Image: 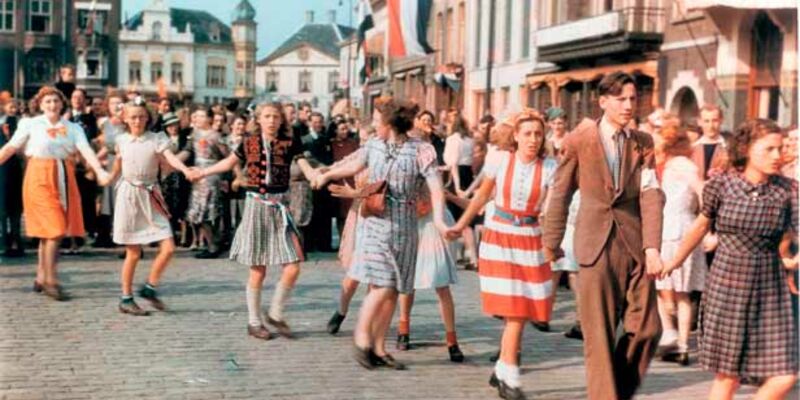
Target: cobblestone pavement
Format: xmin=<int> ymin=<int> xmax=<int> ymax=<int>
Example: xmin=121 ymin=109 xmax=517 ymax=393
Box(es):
xmin=0 ymin=250 xmax=796 ymax=400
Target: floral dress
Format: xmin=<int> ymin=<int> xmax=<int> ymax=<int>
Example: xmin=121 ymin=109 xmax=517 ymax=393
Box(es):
xmin=186 ymin=130 xmax=227 ymax=224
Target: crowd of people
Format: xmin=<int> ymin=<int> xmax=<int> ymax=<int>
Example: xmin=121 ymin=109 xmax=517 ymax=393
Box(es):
xmin=0 ymin=66 xmax=798 ymax=400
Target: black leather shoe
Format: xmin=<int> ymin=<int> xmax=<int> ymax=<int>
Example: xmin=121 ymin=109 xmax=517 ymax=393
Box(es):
xmin=119 ymin=299 xmax=149 ymax=316
xmin=139 ymin=285 xmax=166 ymax=311
xmin=44 ymin=284 xmax=70 ymax=301
xmin=195 ymin=249 xmax=221 ymax=259
xmin=33 ymin=281 xmax=44 ymax=293
xmin=448 ymin=344 xmax=465 ymax=363
xmin=396 ymin=334 xmax=410 ymax=351
xmin=489 ymin=372 xmax=500 ymax=388
xmin=266 ymin=316 xmax=294 ymax=338
xmin=531 ymin=321 xmax=550 ymax=332
xmin=247 ymin=325 xmax=272 ymax=340
xmin=327 ymin=311 xmax=346 ymax=335
xmin=564 ymin=324 xmax=583 ymax=340
xmin=353 ymin=346 xmax=377 ymax=370
xmin=498 ymin=380 xmax=527 ymax=400
xmin=375 ymin=353 xmax=406 ymax=370
xmin=661 ymin=351 xmax=690 ymax=366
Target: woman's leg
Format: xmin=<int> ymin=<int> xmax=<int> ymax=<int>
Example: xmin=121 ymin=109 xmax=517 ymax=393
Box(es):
xmin=42 ymin=238 xmax=62 ymax=286
xmin=657 ymin=289 xmax=677 ymax=348
xmin=708 ymin=374 xmax=739 ymax=400
xmin=397 ymin=290 xmax=414 ymax=345
xmin=121 ymin=245 xmax=142 ymax=296
xmin=496 ymin=317 xmax=526 ymax=389
xmin=246 ymin=265 xmax=267 ymax=327
xmin=354 ymin=286 xmax=394 ymax=349
xmin=435 ymin=286 xmax=457 ymax=339
xmin=147 ymin=238 xmax=175 ymax=287
xmin=462 ymin=227 xmax=478 ymax=266
xmin=674 ymin=292 xmax=693 ymax=354
xmin=36 ymin=240 xmax=45 ymax=284
xmin=754 ymin=374 xmax=797 ymax=400
xmin=551 ymin=271 xmax=563 ymax=303
xmin=372 ymin=288 xmax=398 ymax=356
xmin=338 ymin=277 xmax=360 ymax=315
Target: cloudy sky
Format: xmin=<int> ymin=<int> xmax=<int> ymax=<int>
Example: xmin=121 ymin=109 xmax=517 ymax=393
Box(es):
xmin=122 ymin=0 xmax=356 ymax=59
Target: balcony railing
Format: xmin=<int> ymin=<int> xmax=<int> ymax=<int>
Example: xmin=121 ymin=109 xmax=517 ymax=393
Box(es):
xmin=536 ymin=7 xmax=665 ymax=49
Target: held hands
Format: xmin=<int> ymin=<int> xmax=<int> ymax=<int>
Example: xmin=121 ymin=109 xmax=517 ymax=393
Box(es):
xmin=184 ymin=167 xmax=205 ymax=182
xmin=311 ymin=173 xmax=330 ymax=190
xmin=328 ymin=182 xmax=360 ymax=199
xmin=444 ymin=223 xmax=465 ymax=241
xmin=96 ymin=170 xmax=112 ymax=187
xmin=644 ymin=248 xmax=665 ymax=279
xmin=543 ymin=247 xmax=565 ymax=263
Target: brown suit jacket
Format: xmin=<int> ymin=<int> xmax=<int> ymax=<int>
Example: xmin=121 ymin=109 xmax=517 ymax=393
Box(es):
xmin=690 ymin=141 xmax=727 ymax=180
xmin=543 ymin=118 xmax=665 ymax=266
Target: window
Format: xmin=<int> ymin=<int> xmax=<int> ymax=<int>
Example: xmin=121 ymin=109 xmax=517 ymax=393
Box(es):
xmin=521 ymin=0 xmax=531 ymax=58
xmin=503 ymin=0 xmax=512 ymax=62
xmin=171 ymin=62 xmax=183 ymax=84
xmin=27 ymin=0 xmax=51 ymax=33
xmin=152 ymin=21 xmax=162 ymax=40
xmin=457 ymin=3 xmax=465 ymax=62
xmin=328 ymin=71 xmax=339 ymax=93
xmin=85 ymin=51 xmax=101 ymax=78
xmin=209 ymin=24 xmax=220 ymax=42
xmin=446 ymin=8 xmax=454 ymax=62
xmin=26 ymin=56 xmax=52 ymax=83
xmin=265 ymin=70 xmax=279 ymax=92
xmin=207 ymin=65 xmax=226 ymax=88
xmin=298 ymin=70 xmax=311 ymax=93
xmin=78 ymin=10 xmax=107 ymax=35
xmin=0 ymin=0 xmax=14 ymax=31
xmin=151 ymin=62 xmax=163 ymax=83
xmin=474 ymin=0 xmax=482 ymax=67
xmin=129 ymin=61 xmax=142 ymax=83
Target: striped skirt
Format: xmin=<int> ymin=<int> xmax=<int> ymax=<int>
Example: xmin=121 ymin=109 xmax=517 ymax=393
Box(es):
xmin=478 ymin=214 xmax=553 ymax=322
xmin=22 ymin=158 xmax=84 ymax=239
xmin=229 ymin=192 xmax=305 ymax=267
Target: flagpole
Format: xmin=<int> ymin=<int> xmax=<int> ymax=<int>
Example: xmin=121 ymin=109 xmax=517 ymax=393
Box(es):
xmin=485 ymin=0 xmax=496 ymax=115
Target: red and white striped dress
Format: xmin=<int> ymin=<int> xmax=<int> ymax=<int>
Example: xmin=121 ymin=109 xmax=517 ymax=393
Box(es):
xmin=478 ymin=151 xmax=557 ymax=322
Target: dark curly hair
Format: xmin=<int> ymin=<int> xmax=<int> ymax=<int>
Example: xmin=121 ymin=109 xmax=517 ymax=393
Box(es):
xmin=374 ymin=97 xmax=419 ymax=135
xmin=728 ymin=118 xmax=781 ymax=171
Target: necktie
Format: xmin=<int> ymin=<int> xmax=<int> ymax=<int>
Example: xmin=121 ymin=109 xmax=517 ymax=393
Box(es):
xmin=613 ymin=130 xmax=625 ymax=189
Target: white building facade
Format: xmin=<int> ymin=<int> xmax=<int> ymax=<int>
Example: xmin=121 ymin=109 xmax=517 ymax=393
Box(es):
xmin=255 ymin=11 xmax=354 ymax=114
xmin=118 ymin=0 xmax=255 ymax=104
xmin=464 ymin=0 xmax=538 ymax=122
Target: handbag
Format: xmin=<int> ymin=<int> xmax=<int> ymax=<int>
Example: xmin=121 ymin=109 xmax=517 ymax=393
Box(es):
xmin=360 ymin=153 xmax=397 ymax=218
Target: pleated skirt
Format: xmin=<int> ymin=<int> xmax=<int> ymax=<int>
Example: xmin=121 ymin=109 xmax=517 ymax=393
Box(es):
xmin=229 ymin=193 xmax=305 ymax=267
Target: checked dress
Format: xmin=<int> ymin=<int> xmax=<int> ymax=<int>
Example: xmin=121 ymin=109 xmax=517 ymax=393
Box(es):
xmin=699 ymin=173 xmax=798 ymax=382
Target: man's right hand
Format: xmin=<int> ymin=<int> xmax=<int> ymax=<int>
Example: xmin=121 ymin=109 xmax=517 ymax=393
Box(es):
xmin=543 ymin=247 xmax=564 ymax=263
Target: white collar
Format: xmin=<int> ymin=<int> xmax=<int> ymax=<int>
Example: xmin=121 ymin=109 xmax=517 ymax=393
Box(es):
xmin=694 ymin=135 xmax=725 ymax=146
xmin=599 ymin=116 xmax=630 ymax=139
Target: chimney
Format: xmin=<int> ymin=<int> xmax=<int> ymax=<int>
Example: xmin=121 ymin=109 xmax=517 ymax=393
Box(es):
xmin=305 ymin=10 xmax=314 ymax=24
xmin=327 ymin=10 xmax=336 ymax=23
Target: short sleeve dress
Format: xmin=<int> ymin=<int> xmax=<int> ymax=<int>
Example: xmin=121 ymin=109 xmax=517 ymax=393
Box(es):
xmin=112 ymin=132 xmax=174 ymax=245
xmin=699 ymin=173 xmax=798 ymax=382
xmin=186 ymin=130 xmax=227 ymax=224
xmin=348 ymin=137 xmax=438 ymax=293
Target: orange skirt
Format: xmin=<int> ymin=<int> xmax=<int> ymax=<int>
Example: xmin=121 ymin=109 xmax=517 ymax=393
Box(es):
xmin=22 ymin=158 xmax=85 ymax=239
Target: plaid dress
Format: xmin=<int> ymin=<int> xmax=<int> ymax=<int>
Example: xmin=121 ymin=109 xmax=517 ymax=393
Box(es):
xmin=700 ymin=173 xmax=798 ymax=381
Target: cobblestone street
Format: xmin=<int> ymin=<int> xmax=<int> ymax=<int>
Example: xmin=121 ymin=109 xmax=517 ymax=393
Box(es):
xmin=0 ymin=250 xmax=794 ymax=399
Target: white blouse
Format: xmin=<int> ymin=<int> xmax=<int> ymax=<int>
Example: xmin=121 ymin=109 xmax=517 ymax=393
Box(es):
xmin=443 ymin=133 xmax=474 ymax=167
xmin=8 ymin=115 xmax=94 ymax=160
xmin=483 ymin=151 xmax=558 ymax=213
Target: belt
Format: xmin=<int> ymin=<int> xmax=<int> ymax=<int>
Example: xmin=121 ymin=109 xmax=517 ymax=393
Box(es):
xmin=493 ymin=207 xmax=538 ymax=226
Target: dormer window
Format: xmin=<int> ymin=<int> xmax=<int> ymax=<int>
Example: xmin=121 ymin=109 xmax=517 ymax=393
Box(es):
xmin=210 ymin=23 xmax=220 ymax=42
xmin=151 ymin=21 xmax=162 ymax=40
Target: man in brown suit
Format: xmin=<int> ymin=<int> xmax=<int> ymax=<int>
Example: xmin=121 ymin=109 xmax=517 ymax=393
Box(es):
xmin=691 ymin=104 xmax=728 ymax=180
xmin=543 ymin=72 xmax=666 ymax=400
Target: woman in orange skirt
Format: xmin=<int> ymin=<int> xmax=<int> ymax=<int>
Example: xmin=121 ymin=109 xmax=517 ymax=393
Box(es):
xmin=0 ymin=86 xmax=110 ymax=300
xmin=447 ymin=110 xmax=556 ymax=400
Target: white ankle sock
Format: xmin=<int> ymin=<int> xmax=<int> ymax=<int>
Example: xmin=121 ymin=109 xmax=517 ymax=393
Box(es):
xmin=245 ymin=286 xmax=262 ymax=327
xmin=505 ymin=363 xmax=521 ymax=388
xmin=268 ymin=283 xmax=292 ymax=321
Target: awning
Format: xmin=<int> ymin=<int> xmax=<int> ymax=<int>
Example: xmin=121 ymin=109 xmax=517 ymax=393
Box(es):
xmin=526 ymin=60 xmax=658 ymax=89
xmin=526 ymin=60 xmax=660 ymax=107
xmin=684 ymin=0 xmax=796 ymax=9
